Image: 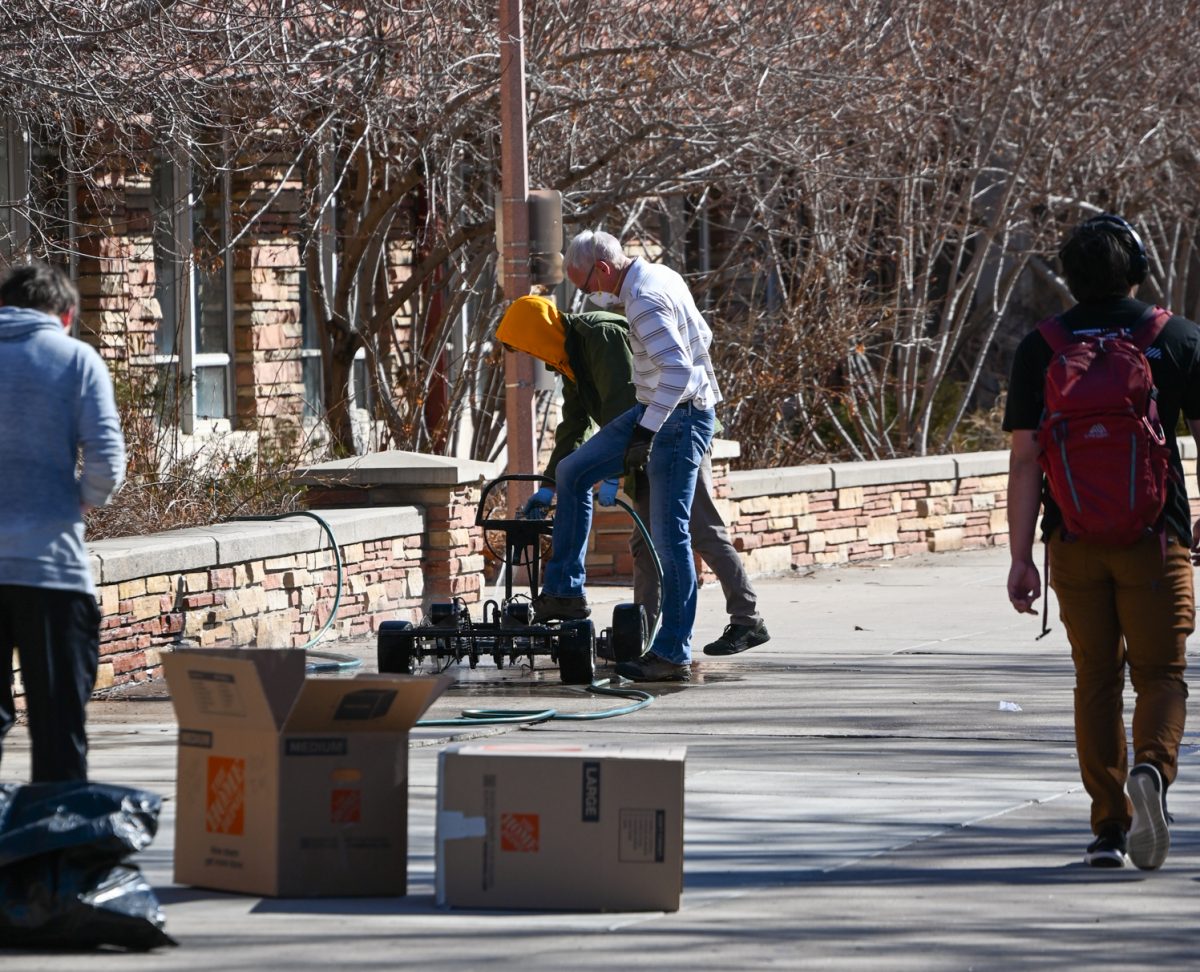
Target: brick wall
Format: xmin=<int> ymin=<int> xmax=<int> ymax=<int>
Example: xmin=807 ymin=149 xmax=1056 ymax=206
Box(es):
xmin=66 ymin=506 xmax=429 ymax=696
xmin=590 ymin=441 xmax=1197 ymax=583
xmin=34 ymin=443 xmax=1195 ymax=702
xmin=234 ymin=239 xmax=306 ymax=427
xmin=725 ymin=455 xmax=1011 ymax=573
xmin=584 ymin=445 xmax=1012 ymax=582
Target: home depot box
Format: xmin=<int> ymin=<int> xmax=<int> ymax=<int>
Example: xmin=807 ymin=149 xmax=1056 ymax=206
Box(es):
xmin=163 ymin=649 xmax=450 ymax=897
xmin=436 ymin=742 xmax=685 ymax=911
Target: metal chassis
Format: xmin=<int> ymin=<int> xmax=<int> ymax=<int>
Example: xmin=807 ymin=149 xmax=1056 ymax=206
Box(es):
xmin=378 ymin=475 xmax=621 ymax=683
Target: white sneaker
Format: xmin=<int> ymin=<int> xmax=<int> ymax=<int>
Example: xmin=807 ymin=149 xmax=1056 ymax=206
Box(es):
xmin=1127 ymin=763 xmax=1170 ymax=870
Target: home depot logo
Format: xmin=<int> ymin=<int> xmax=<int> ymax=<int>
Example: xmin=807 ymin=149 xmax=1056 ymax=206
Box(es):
xmin=330 ymin=788 xmax=362 ymax=824
xmin=330 ymin=768 xmax=363 ymax=824
xmin=1085 ymin=423 xmax=1109 ymax=439
xmin=500 ymin=813 xmax=539 ymax=852
xmin=206 ymin=756 xmax=246 ymax=835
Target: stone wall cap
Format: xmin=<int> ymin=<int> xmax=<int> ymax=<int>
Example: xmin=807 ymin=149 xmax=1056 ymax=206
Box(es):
xmin=711 ymin=438 xmax=741 ymax=461
xmin=293 ymin=450 xmax=500 ymax=488
xmin=830 ymin=455 xmax=958 ymax=487
xmin=730 ymin=465 xmax=834 ymax=497
xmin=90 ymin=507 xmax=424 ymax=581
xmin=297 ymin=506 xmax=425 ymax=545
xmin=728 ymin=451 xmax=1000 ymax=497
xmin=91 ymin=530 xmax=218 ymax=585
xmin=953 ymin=450 xmax=1009 ymax=478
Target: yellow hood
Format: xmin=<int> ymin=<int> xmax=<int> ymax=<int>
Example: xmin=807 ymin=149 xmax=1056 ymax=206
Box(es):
xmin=496 ymin=296 xmax=575 ymax=383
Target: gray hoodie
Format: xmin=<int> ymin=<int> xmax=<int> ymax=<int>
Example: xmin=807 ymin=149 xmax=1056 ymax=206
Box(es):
xmin=0 ymin=306 xmax=125 ymax=594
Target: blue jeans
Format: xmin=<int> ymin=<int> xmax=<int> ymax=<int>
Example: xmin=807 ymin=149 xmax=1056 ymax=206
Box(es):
xmin=543 ymin=401 xmax=716 ymax=664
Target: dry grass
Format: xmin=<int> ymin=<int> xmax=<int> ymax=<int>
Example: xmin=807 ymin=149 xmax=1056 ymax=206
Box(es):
xmin=85 ymin=369 xmax=327 ymax=541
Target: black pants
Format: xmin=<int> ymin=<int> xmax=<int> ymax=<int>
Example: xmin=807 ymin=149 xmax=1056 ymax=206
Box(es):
xmin=0 ymin=585 xmax=100 ymax=782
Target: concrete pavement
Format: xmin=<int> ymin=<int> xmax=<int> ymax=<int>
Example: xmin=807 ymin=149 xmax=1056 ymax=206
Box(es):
xmin=4 ymin=544 xmax=1199 ymax=970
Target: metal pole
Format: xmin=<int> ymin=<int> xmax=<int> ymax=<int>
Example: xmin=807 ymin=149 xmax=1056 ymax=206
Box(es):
xmin=499 ymin=0 xmax=536 ymax=514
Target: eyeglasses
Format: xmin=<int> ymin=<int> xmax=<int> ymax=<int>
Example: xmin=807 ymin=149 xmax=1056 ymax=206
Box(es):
xmin=581 ymin=263 xmax=597 ymax=294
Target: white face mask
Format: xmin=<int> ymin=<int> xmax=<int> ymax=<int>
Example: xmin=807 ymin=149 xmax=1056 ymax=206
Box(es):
xmin=586 ymin=291 xmax=622 ymax=310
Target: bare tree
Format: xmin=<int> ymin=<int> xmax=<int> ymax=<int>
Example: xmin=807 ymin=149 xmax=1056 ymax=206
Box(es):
xmin=4 ymin=0 xmax=1200 ymax=469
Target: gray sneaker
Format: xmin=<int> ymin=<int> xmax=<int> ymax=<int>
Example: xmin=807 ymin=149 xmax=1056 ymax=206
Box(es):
xmin=1128 ymin=763 xmax=1170 ymax=870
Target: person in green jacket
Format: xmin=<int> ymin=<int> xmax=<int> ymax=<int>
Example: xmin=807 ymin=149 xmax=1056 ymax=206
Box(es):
xmin=496 ymin=295 xmax=769 ymax=657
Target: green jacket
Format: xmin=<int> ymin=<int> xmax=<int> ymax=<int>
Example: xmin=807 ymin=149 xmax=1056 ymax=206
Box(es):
xmin=544 ymin=311 xmax=638 ymax=485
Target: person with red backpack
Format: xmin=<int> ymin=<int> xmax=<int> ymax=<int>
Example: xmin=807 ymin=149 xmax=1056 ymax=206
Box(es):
xmin=1005 ymin=213 xmax=1200 ymax=869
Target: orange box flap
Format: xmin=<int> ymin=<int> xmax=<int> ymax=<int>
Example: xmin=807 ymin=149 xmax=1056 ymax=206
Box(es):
xmin=282 ymin=672 xmax=452 ymax=733
xmin=163 ymin=649 xmax=307 ymax=731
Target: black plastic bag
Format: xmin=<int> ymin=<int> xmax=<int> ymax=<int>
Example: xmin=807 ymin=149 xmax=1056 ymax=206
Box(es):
xmin=0 ymin=782 xmax=175 ymax=951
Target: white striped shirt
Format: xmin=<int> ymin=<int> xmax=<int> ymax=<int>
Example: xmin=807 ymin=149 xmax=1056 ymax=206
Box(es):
xmin=619 ymin=258 xmax=722 ymax=432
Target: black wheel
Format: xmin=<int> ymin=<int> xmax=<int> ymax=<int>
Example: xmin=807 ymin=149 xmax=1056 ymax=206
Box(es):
xmin=504 ymin=602 xmax=532 ymax=625
xmin=378 ymin=620 xmax=416 ymax=674
xmin=557 ymin=619 xmax=596 ymax=685
xmin=610 ymin=603 xmax=647 ymax=663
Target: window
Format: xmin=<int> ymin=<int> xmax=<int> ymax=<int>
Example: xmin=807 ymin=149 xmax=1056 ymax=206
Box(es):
xmin=351 ymin=348 xmax=372 ymax=413
xmin=28 ymin=139 xmax=78 ymax=281
xmin=151 ymin=149 xmax=233 ymax=430
xmin=191 ymin=168 xmax=233 ymax=420
xmin=297 ymin=149 xmax=337 ymax=422
xmin=297 ymin=269 xmax=324 ymax=420
xmin=0 ymin=119 xmax=30 ymax=265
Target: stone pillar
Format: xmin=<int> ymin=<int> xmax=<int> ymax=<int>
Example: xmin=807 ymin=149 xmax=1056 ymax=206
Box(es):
xmin=296 ymin=452 xmax=499 ymax=609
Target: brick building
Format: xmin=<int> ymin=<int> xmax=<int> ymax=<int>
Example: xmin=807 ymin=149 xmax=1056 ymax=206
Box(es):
xmin=0 ymin=119 xmax=404 ymax=453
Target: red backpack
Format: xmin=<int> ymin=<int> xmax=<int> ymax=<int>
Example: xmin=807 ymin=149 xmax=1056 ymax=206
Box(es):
xmin=1036 ymin=307 xmax=1172 ymax=545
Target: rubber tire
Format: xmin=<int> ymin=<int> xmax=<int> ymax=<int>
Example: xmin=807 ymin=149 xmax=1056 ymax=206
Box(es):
xmin=504 ymin=602 xmax=532 ymax=625
xmin=378 ymin=620 xmax=416 ymax=674
xmin=557 ymin=619 xmax=596 ymax=685
xmin=610 ymin=603 xmax=647 ymax=663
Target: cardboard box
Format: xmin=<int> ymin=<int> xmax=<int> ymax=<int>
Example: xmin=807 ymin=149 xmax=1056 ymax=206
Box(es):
xmin=436 ymin=742 xmax=685 ymax=911
xmin=163 ymin=649 xmax=449 ymax=897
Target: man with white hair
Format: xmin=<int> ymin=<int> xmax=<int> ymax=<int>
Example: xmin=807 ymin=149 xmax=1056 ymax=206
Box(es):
xmin=529 ymin=229 xmax=721 ymax=681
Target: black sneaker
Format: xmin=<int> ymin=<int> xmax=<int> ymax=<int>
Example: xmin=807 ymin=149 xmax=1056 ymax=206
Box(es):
xmin=615 ymin=652 xmax=690 ymax=682
xmin=530 ymin=593 xmax=590 ymax=623
xmin=703 ymin=619 xmax=771 ymax=656
xmin=1128 ymin=763 xmax=1170 ymax=870
xmin=1084 ymin=825 xmax=1128 ymax=868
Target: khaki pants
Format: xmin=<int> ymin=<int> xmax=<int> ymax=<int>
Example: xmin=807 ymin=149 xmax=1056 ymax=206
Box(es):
xmin=1050 ymin=532 xmax=1193 ymax=833
xmin=630 ymin=451 xmax=759 ymax=632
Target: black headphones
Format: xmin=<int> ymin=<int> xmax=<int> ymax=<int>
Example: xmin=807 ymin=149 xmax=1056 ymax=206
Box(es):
xmin=1082 ymin=213 xmax=1148 ymax=283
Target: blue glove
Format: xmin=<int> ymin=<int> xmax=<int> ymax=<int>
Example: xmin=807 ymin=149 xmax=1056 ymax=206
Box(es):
xmin=597 ymin=478 xmax=620 ymax=507
xmin=522 ymin=486 xmax=555 ymax=519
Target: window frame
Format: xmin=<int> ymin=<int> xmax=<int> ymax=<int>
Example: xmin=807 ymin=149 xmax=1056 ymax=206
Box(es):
xmin=151 ymin=147 xmax=235 ymax=433
xmin=0 ymin=118 xmax=31 ymax=265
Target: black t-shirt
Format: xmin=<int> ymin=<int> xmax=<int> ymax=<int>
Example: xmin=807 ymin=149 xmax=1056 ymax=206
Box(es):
xmin=1003 ymin=297 xmax=1200 ymax=543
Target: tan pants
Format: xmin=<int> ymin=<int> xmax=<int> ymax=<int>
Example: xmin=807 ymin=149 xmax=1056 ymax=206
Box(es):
xmin=630 ymin=451 xmax=759 ymax=631
xmin=1050 ymin=532 xmax=1193 ymax=833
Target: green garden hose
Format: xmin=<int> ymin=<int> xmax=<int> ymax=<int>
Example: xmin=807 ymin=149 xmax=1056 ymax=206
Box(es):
xmin=229 ymin=510 xmax=357 ymax=668
xmin=415 ymin=679 xmax=654 ymax=727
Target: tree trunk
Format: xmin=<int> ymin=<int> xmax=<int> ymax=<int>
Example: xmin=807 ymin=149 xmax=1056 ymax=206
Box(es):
xmin=323 ymin=337 xmax=358 ymax=457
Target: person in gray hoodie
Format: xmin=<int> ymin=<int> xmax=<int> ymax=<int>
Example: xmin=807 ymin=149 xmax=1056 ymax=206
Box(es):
xmin=0 ymin=261 xmax=125 ymax=781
